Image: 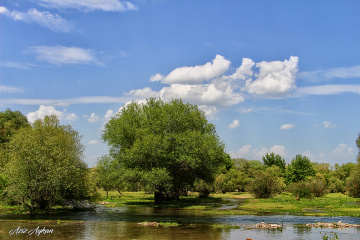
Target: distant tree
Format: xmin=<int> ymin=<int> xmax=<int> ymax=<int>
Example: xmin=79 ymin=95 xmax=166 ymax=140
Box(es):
xmin=246 ymin=167 xmax=285 ymax=198
xmin=5 ymin=115 xmax=90 ymax=210
xmin=346 ymin=163 xmax=360 ymax=197
xmin=285 ymin=154 xmax=316 ymax=184
xmin=357 ymin=133 xmax=360 ymax=162
xmin=0 ymin=109 xmax=30 ymax=144
xmin=102 ymin=98 xmax=229 ymax=203
xmin=94 ymin=155 xmax=115 ymax=198
xmin=262 ymin=152 xmax=286 ymax=170
xmin=233 ymin=158 xmax=265 ymax=178
xmin=214 ymin=169 xmax=247 ymax=194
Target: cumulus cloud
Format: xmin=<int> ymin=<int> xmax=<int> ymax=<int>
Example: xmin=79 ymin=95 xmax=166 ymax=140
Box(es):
xmin=228 ymin=119 xmax=240 ymax=129
xmin=27 ymin=105 xmax=78 ymax=123
xmin=151 ymin=55 xmax=231 ymax=84
xmin=35 ymin=0 xmax=138 ymax=12
xmin=322 ymin=121 xmax=337 ymax=129
xmin=302 ymin=143 xmax=355 ymax=165
xmin=0 ymin=6 xmax=74 ymax=32
xmin=234 ymin=144 xmax=287 ymax=160
xmin=0 ymin=85 xmax=23 ymax=93
xmin=280 ymin=123 xmax=296 ymax=130
xmin=231 ymin=58 xmax=255 ymax=80
xmin=243 ymin=56 xmax=299 ymax=97
xmin=124 ymin=87 xmax=160 ymax=98
xmin=26 ymin=45 xmax=102 ymax=66
xmin=86 ymin=113 xmax=100 ymax=123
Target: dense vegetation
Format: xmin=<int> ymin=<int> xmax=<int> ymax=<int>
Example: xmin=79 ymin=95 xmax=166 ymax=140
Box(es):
xmin=1 ymin=101 xmax=360 ymax=213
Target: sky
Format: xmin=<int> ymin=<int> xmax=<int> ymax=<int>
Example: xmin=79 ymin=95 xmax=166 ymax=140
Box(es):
xmin=1 ymin=0 xmax=360 ymax=167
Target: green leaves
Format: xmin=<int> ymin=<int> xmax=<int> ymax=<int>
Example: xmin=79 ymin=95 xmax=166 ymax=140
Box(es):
xmin=4 ymin=115 xmax=89 ymax=210
xmin=102 ymin=98 xmax=228 ymax=201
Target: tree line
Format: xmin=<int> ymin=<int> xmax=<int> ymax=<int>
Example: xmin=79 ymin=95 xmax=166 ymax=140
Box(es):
xmin=1 ymin=98 xmax=360 ymax=211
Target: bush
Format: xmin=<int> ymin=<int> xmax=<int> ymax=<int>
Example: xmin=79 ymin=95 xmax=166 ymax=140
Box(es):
xmin=288 ymin=181 xmax=313 ymax=199
xmin=246 ymin=169 xmax=285 ymax=198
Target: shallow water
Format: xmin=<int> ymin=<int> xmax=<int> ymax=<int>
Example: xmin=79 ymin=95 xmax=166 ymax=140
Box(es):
xmin=1 ymin=205 xmax=360 ymax=239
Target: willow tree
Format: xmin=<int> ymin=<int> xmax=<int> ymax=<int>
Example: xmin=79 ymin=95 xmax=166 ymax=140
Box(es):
xmin=5 ymin=115 xmax=90 ymax=210
xmin=102 ymin=98 xmax=229 ymax=203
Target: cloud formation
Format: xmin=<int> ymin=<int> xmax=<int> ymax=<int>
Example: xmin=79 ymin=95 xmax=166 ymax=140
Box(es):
xmin=0 ymin=6 xmax=74 ymax=32
xmin=234 ymin=144 xmax=288 ymax=160
xmin=297 ymin=84 xmax=360 ymax=96
xmin=280 ymin=123 xmax=296 ymax=130
xmin=299 ymin=65 xmax=360 ymax=82
xmin=322 ymin=121 xmax=336 ymax=129
xmin=27 ymin=105 xmax=78 ymax=123
xmin=0 ymin=85 xmax=23 ymax=93
xmin=242 ymin=56 xmax=299 ymax=97
xmin=26 ymin=46 xmax=102 ymax=66
xmin=35 ymin=0 xmax=138 ymax=12
xmin=86 ymin=113 xmax=100 ymax=123
xmin=228 ymin=119 xmax=240 ymax=129
xmin=150 ymin=55 xmax=231 ymax=84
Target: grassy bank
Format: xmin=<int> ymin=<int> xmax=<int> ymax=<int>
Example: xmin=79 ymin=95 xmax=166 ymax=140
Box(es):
xmin=99 ymin=191 xmax=360 ymax=217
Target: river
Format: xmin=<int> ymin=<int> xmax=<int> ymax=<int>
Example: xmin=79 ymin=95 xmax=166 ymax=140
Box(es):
xmin=1 ymin=205 xmax=360 ymax=239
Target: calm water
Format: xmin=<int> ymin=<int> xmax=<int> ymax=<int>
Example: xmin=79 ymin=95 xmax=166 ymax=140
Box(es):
xmin=1 ymin=205 xmax=360 ymax=239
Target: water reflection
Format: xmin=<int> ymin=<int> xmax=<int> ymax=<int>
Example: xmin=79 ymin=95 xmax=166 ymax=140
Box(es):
xmin=1 ymin=206 xmax=360 ymax=240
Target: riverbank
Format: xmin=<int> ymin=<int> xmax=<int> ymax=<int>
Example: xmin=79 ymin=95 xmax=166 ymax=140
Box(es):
xmin=98 ymin=191 xmax=360 ymax=217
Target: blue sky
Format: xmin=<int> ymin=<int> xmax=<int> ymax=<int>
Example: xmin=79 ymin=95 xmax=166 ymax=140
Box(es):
xmin=1 ymin=0 xmax=360 ymax=167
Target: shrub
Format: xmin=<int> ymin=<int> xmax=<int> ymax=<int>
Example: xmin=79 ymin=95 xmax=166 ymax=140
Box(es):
xmin=346 ymin=164 xmax=360 ymax=197
xmin=246 ymin=169 xmax=285 ymax=198
xmin=288 ymin=181 xmax=313 ymax=199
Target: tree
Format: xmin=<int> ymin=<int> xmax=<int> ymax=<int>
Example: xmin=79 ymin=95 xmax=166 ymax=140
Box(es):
xmin=214 ymin=169 xmax=247 ymax=194
xmin=5 ymin=115 xmax=90 ymax=210
xmin=285 ymin=154 xmax=316 ymax=184
xmin=262 ymin=152 xmax=286 ymax=170
xmin=0 ymin=109 xmax=30 ymax=191
xmin=357 ymin=133 xmax=360 ymax=162
xmin=102 ymin=98 xmax=229 ymax=203
xmin=346 ymin=163 xmax=360 ymax=197
xmin=246 ymin=167 xmax=285 ymax=198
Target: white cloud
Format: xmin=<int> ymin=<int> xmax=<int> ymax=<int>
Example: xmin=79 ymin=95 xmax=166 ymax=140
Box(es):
xmin=297 ymin=84 xmax=360 ymax=96
xmin=0 ymin=6 xmax=74 ymax=32
xmin=299 ymin=65 xmax=360 ymax=82
xmin=198 ymin=105 xmax=220 ymax=121
xmin=104 ymin=109 xmax=115 ymax=121
xmin=86 ymin=113 xmax=100 ymax=123
xmin=159 ymin=82 xmax=244 ymax=108
xmin=301 ymin=143 xmax=355 ymax=165
xmin=124 ymin=87 xmax=160 ymax=98
xmin=231 ymin=58 xmax=255 ymax=80
xmin=26 ymin=45 xmax=102 ymax=66
xmin=322 ymin=121 xmax=337 ymax=129
xmin=243 ymin=56 xmax=299 ymax=97
xmin=88 ymin=140 xmax=99 ymax=145
xmin=280 ymin=123 xmax=296 ymax=130
xmin=150 ymin=73 xmax=164 ymax=82
xmin=228 ymin=119 xmax=240 ymax=129
xmin=0 ymin=96 xmax=130 ymax=106
xmin=27 ymin=105 xmax=78 ymax=123
xmin=152 ymin=55 xmax=231 ymax=84
xmin=0 ymin=85 xmax=23 ymax=93
xmin=234 ymin=144 xmax=287 ymax=160
xmin=0 ymin=61 xmax=34 ymax=69
xmin=35 ymin=0 xmax=138 ymax=12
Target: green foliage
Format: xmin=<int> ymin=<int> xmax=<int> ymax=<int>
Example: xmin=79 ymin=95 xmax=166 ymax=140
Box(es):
xmin=0 ymin=109 xmax=30 ymax=144
xmin=4 ymin=115 xmax=91 ymax=210
xmin=308 ymin=173 xmax=328 ymax=197
xmin=288 ymin=181 xmax=313 ymax=199
xmin=346 ymin=163 xmax=360 ymax=197
xmin=285 ymin=154 xmax=316 ymax=184
xmin=246 ymin=168 xmax=285 ymax=198
xmin=262 ymin=152 xmax=286 ymax=170
xmin=233 ymin=158 xmax=265 ymax=178
xmin=214 ymin=169 xmax=247 ymax=193
xmin=102 ymin=98 xmax=228 ymax=203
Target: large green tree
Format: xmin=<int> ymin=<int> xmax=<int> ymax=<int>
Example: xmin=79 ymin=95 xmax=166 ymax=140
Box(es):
xmin=102 ymin=98 xmax=229 ymax=203
xmin=262 ymin=152 xmax=286 ymax=170
xmin=5 ymin=115 xmax=90 ymax=210
xmin=285 ymin=154 xmax=316 ymax=184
